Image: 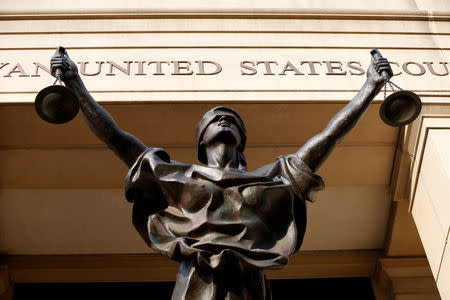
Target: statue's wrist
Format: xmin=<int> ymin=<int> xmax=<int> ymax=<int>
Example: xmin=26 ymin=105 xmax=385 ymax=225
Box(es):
xmin=366 ymin=77 xmax=383 ymax=89
xmin=66 ymin=74 xmax=82 ymax=88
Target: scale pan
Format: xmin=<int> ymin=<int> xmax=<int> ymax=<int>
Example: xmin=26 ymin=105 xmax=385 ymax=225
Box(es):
xmin=35 ymin=85 xmax=79 ymax=124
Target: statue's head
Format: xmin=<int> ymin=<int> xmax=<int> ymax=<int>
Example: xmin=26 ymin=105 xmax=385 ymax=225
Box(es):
xmin=196 ymin=106 xmax=247 ymax=169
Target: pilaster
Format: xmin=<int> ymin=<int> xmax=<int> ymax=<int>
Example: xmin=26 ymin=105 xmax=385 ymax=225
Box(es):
xmin=371 ymin=258 xmax=440 ymax=300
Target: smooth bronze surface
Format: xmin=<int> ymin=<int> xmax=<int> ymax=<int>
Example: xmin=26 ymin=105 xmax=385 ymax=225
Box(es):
xmin=379 ymin=90 xmax=422 ymax=127
xmin=35 ymin=84 xmax=79 ymax=124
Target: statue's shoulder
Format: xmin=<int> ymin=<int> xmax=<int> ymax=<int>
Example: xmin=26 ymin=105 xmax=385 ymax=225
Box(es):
xmin=134 ymin=147 xmax=171 ymax=165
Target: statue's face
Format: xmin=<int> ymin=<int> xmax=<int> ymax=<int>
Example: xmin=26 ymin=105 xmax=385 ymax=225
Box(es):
xmin=202 ymin=114 xmax=242 ymax=149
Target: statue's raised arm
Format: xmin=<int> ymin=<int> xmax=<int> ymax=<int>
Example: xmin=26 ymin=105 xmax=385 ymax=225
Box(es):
xmin=50 ymin=47 xmax=147 ymax=168
xmin=296 ymin=54 xmax=393 ymax=172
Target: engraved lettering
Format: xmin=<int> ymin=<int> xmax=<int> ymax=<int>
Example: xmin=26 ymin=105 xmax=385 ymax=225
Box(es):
xmin=3 ymin=63 xmax=29 ymax=77
xmin=172 ymin=61 xmax=193 ymax=75
xmin=196 ymin=61 xmax=222 ymax=75
xmin=148 ymin=61 xmax=169 ymax=75
xmin=106 ymin=61 xmax=133 ymax=76
xmin=300 ymin=61 xmax=322 ymax=75
xmin=324 ymin=61 xmax=347 ymax=75
xmin=402 ymin=62 xmax=426 ymax=76
xmin=0 ymin=63 xmax=9 ymax=71
xmin=388 ymin=62 xmax=402 ymax=76
xmin=135 ymin=61 xmax=147 ymax=76
xmin=256 ymin=61 xmax=278 ymax=75
xmin=279 ymin=61 xmax=304 ymax=75
xmin=240 ymin=61 xmax=257 ymax=75
xmin=423 ymin=62 xmax=449 ymax=76
xmin=347 ymin=61 xmax=365 ymax=75
xmin=78 ymin=61 xmax=104 ymax=76
xmin=31 ymin=62 xmax=51 ymax=77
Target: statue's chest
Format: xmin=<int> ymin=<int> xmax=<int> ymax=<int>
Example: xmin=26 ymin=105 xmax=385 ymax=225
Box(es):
xmin=160 ymin=172 xmax=293 ymax=221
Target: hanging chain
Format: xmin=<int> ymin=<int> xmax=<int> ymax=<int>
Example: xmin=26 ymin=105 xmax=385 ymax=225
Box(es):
xmin=53 ymin=73 xmax=63 ymax=85
xmin=388 ymin=80 xmax=403 ymax=91
xmin=383 ymin=79 xmax=403 ymax=100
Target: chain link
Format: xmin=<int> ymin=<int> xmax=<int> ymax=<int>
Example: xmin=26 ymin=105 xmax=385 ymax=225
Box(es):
xmin=383 ymin=80 xmax=404 ymax=100
xmin=388 ymin=80 xmax=403 ymax=91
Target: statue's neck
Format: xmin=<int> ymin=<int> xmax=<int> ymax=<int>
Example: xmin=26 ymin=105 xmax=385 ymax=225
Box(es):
xmin=205 ymin=143 xmax=239 ymax=170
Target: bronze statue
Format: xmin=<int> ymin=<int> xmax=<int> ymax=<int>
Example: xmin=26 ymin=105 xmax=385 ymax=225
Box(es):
xmin=49 ymin=48 xmax=393 ymax=299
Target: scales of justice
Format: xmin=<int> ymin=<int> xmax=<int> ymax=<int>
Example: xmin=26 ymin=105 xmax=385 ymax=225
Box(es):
xmin=35 ymin=47 xmax=421 ymax=126
xmin=34 ymin=46 xmax=422 ymax=300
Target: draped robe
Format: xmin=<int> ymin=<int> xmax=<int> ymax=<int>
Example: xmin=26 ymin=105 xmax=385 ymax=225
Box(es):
xmin=125 ymin=147 xmax=324 ymax=300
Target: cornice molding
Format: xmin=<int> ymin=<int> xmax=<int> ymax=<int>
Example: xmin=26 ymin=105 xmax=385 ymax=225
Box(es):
xmin=5 ymin=251 xmax=381 ymax=283
xmin=0 ymin=9 xmax=449 ymax=21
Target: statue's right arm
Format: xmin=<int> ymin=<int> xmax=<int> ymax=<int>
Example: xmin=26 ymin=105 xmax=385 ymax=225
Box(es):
xmin=51 ymin=49 xmax=147 ymax=168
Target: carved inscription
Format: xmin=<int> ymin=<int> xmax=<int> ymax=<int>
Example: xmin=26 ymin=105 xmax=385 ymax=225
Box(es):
xmin=0 ymin=59 xmax=448 ymax=77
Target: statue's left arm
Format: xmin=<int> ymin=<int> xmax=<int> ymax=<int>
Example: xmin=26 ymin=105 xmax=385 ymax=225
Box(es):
xmin=296 ymin=55 xmax=393 ymax=173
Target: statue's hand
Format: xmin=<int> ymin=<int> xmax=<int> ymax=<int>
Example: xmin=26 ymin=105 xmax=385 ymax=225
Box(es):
xmin=367 ymin=57 xmax=393 ymax=85
xmin=50 ymin=46 xmax=79 ymax=84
